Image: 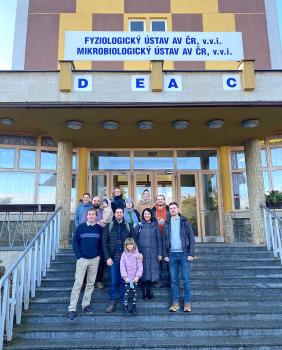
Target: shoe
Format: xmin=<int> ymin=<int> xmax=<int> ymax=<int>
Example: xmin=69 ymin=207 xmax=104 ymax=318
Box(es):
xmin=147 ymin=291 xmax=154 ymax=300
xmin=68 ymin=311 xmax=77 ymax=321
xmin=169 ymin=303 xmax=180 ymax=312
xmin=142 ymin=290 xmax=147 ymax=300
xmin=106 ymin=302 xmax=116 ymax=313
xmin=123 ymin=304 xmax=129 ymax=315
xmin=95 ymin=282 xmax=104 ymax=289
xmin=184 ymin=303 xmax=192 ymax=312
xmin=131 ymin=304 xmax=137 ymax=314
xmin=83 ymin=305 xmax=93 ymax=314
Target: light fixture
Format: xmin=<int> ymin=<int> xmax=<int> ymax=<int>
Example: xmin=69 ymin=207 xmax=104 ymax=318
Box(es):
xmin=137 ymin=120 xmax=154 ymax=130
xmin=65 ymin=120 xmax=83 ymax=129
xmin=0 ymin=118 xmax=14 ymax=126
xmin=171 ymin=120 xmax=189 ymax=129
xmin=241 ymin=119 xmax=260 ymax=128
xmin=207 ymin=119 xmax=224 ymax=129
xmin=101 ymin=120 xmax=119 ymax=130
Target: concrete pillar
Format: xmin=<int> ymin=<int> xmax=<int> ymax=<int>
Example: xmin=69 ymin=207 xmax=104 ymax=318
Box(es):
xmin=244 ymin=139 xmax=265 ymax=244
xmin=219 ymin=146 xmax=234 ymax=242
xmin=56 ymin=140 xmax=73 ymax=247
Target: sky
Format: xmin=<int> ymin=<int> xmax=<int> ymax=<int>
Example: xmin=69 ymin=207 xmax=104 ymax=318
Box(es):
xmin=0 ymin=0 xmax=281 ymax=70
xmin=0 ymin=0 xmax=17 ymax=70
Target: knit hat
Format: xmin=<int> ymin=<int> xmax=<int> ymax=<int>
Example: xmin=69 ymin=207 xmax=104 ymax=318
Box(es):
xmin=102 ymin=197 xmax=108 ymax=205
xmin=125 ymin=197 xmax=134 ymax=207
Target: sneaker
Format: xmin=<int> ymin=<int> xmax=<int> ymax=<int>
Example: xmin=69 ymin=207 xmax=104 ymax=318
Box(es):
xmin=68 ymin=311 xmax=77 ymax=321
xmin=169 ymin=303 xmax=180 ymax=312
xmin=184 ymin=303 xmax=192 ymax=312
xmin=106 ymin=302 xmax=116 ymax=313
xmin=83 ymin=305 xmax=93 ymax=314
xmin=95 ymin=282 xmax=104 ymax=289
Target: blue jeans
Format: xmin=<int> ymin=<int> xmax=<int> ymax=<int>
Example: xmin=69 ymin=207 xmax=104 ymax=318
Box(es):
xmin=109 ymin=260 xmax=125 ymax=303
xmin=169 ymin=252 xmax=191 ymax=304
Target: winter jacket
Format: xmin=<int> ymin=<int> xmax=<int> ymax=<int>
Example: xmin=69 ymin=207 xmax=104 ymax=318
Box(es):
xmin=135 ymin=221 xmax=163 ymax=282
xmin=120 ymin=250 xmax=143 ymax=281
xmin=163 ymin=214 xmax=195 ymax=258
xmin=102 ymin=219 xmax=135 ymax=260
xmin=111 ymin=195 xmax=125 ymax=213
xmin=136 ymin=199 xmax=153 ymax=215
xmin=74 ymin=202 xmax=93 ymax=227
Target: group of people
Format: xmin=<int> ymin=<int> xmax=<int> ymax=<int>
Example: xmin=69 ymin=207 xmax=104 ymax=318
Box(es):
xmin=68 ymin=187 xmax=195 ymax=321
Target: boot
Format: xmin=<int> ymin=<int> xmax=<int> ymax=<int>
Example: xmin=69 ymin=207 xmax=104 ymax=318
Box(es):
xmin=147 ymin=290 xmax=154 ymax=299
xmin=142 ymin=289 xmax=147 ymax=300
xmin=106 ymin=302 xmax=116 ymax=313
xmin=123 ymin=304 xmax=129 ymax=315
xmin=131 ymin=304 xmax=137 ymax=315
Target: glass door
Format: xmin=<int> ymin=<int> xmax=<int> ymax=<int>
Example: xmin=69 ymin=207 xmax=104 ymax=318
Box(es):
xmin=155 ymin=172 xmax=175 ymax=204
xmin=134 ymin=172 xmax=153 ymax=203
xmin=91 ymin=172 xmax=109 ymax=198
xmin=200 ymin=173 xmax=223 ymax=242
xmin=111 ymin=172 xmax=131 ymax=199
xmin=179 ymin=173 xmax=201 ymax=240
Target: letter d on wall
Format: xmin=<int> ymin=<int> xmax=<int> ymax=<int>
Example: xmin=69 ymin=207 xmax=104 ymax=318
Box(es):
xmin=74 ymin=75 xmax=93 ymax=91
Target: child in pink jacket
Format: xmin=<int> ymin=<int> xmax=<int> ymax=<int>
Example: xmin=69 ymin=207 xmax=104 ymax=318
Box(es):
xmin=120 ymin=238 xmax=143 ymax=315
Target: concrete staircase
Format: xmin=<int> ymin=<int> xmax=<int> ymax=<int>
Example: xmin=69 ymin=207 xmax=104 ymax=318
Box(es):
xmin=5 ymin=244 xmax=282 ymax=350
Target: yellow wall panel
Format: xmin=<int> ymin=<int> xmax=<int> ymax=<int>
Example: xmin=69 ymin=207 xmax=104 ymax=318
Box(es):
xmin=202 ymin=13 xmax=235 ymax=32
xmin=58 ymin=13 xmax=92 ymax=70
xmin=205 ymin=61 xmax=238 ymax=70
xmin=171 ymin=0 xmax=218 ymax=14
xmin=76 ymin=0 xmax=124 ymax=14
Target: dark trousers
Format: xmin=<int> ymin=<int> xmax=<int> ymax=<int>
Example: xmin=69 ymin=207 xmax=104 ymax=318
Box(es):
xmin=159 ymin=260 xmax=170 ymax=286
xmin=109 ymin=260 xmax=125 ymax=303
xmin=95 ymin=256 xmax=104 ymax=283
xmin=124 ymin=282 xmax=138 ymax=305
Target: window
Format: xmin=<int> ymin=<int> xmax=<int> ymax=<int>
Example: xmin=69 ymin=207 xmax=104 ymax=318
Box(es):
xmin=0 ymin=148 xmax=15 ymax=168
xmin=177 ymin=150 xmax=217 ymax=170
xmin=90 ymin=151 xmax=130 ymax=170
xmin=129 ymin=20 xmax=145 ymax=32
xmin=19 ymin=149 xmax=36 ymax=169
xmin=150 ymin=20 xmax=166 ymax=32
xmin=134 ymin=151 xmax=173 ymax=170
xmin=40 ymin=151 xmax=57 ymax=170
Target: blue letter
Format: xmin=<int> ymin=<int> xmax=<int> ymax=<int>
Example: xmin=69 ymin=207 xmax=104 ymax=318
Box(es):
xmin=168 ymin=78 xmax=178 ymax=89
xmin=136 ymin=78 xmax=145 ymax=88
xmin=78 ymin=78 xmax=88 ymax=89
xmin=226 ymin=77 xmax=237 ymax=88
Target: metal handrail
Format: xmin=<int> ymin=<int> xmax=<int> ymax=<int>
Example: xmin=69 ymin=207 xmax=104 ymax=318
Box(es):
xmin=261 ymin=204 xmax=282 ymax=264
xmin=0 ymin=207 xmax=62 ymax=350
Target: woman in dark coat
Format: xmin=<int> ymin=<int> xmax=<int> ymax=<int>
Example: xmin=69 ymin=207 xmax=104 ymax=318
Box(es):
xmin=136 ymin=208 xmax=163 ymax=299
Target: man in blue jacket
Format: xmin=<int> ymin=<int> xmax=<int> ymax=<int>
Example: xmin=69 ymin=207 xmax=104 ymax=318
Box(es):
xmin=74 ymin=192 xmax=92 ymax=228
xmin=163 ymin=202 xmax=195 ymax=313
xmin=68 ymin=208 xmax=102 ymax=321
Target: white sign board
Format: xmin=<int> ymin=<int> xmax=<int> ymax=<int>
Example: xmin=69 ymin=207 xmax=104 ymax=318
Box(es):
xmin=222 ymin=75 xmax=241 ymax=91
xmin=64 ymin=31 xmax=243 ymax=61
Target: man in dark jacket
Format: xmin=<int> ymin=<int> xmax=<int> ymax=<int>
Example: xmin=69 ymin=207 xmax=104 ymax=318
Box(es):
xmin=102 ymin=207 xmax=135 ymax=313
xmin=111 ymin=187 xmax=125 ymax=213
xmin=68 ymin=208 xmax=102 ymax=321
xmin=163 ymin=202 xmax=195 ymax=313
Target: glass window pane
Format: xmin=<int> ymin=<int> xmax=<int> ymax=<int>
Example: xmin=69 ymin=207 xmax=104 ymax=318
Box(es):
xmin=38 ymin=173 xmax=56 ymax=204
xmin=72 ymin=153 xmax=77 ymax=171
xmin=151 ymin=20 xmax=166 ymax=32
xmin=19 ymin=149 xmax=36 ymax=169
xmin=134 ymin=151 xmax=173 ymax=170
xmin=231 ymin=151 xmax=245 ymax=169
xmin=40 ymin=151 xmax=57 ymax=170
xmin=0 ymin=135 xmax=36 ymax=146
xmin=0 ymin=148 xmax=15 ymax=168
xmin=261 ymin=149 xmax=267 ymax=167
xmin=177 ymin=150 xmax=217 ymax=170
xmin=129 ymin=21 xmax=144 ymax=32
xmin=263 ymin=170 xmax=270 ymax=192
xmin=90 ymin=151 xmax=130 ymax=170
xmin=232 ymin=172 xmax=249 ymax=209
xmin=0 ymin=172 xmax=35 ymax=204
xmin=71 ymin=175 xmax=77 ymax=212
xmin=272 ymin=170 xmax=282 ymax=191
xmin=92 ymin=175 xmax=108 ymax=198
xmin=180 ymin=174 xmax=198 ymax=236
xmin=41 ymin=137 xmax=57 ymax=147
xmin=271 ymin=147 xmax=282 ymax=167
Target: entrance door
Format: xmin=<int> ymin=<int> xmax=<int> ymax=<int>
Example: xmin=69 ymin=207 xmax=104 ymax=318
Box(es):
xmin=90 ymin=171 xmax=130 ymax=199
xmin=178 ymin=172 xmax=223 ymax=242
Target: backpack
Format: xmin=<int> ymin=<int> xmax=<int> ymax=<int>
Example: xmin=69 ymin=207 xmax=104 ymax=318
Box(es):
xmin=109 ymin=220 xmax=130 ymax=233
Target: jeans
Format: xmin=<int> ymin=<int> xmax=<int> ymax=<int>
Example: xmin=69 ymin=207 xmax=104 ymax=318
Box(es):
xmin=109 ymin=260 xmax=125 ymax=303
xmin=169 ymin=252 xmax=191 ymax=304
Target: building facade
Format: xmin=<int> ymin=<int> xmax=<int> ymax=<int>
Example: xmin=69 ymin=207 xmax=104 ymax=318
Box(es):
xmin=1 ymin=0 xmax=282 ymax=246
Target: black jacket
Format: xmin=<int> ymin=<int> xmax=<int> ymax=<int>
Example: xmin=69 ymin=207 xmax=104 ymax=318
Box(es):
xmin=111 ymin=195 xmax=126 ymax=213
xmin=163 ymin=214 xmax=195 ymax=257
xmin=102 ymin=219 xmax=135 ymax=260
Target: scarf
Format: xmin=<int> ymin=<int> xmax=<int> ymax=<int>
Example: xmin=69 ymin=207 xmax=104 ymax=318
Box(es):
xmin=124 ymin=208 xmax=139 ymax=226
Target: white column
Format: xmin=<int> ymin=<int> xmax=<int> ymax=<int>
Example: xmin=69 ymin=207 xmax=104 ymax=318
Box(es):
xmin=244 ymin=139 xmax=265 ymax=244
